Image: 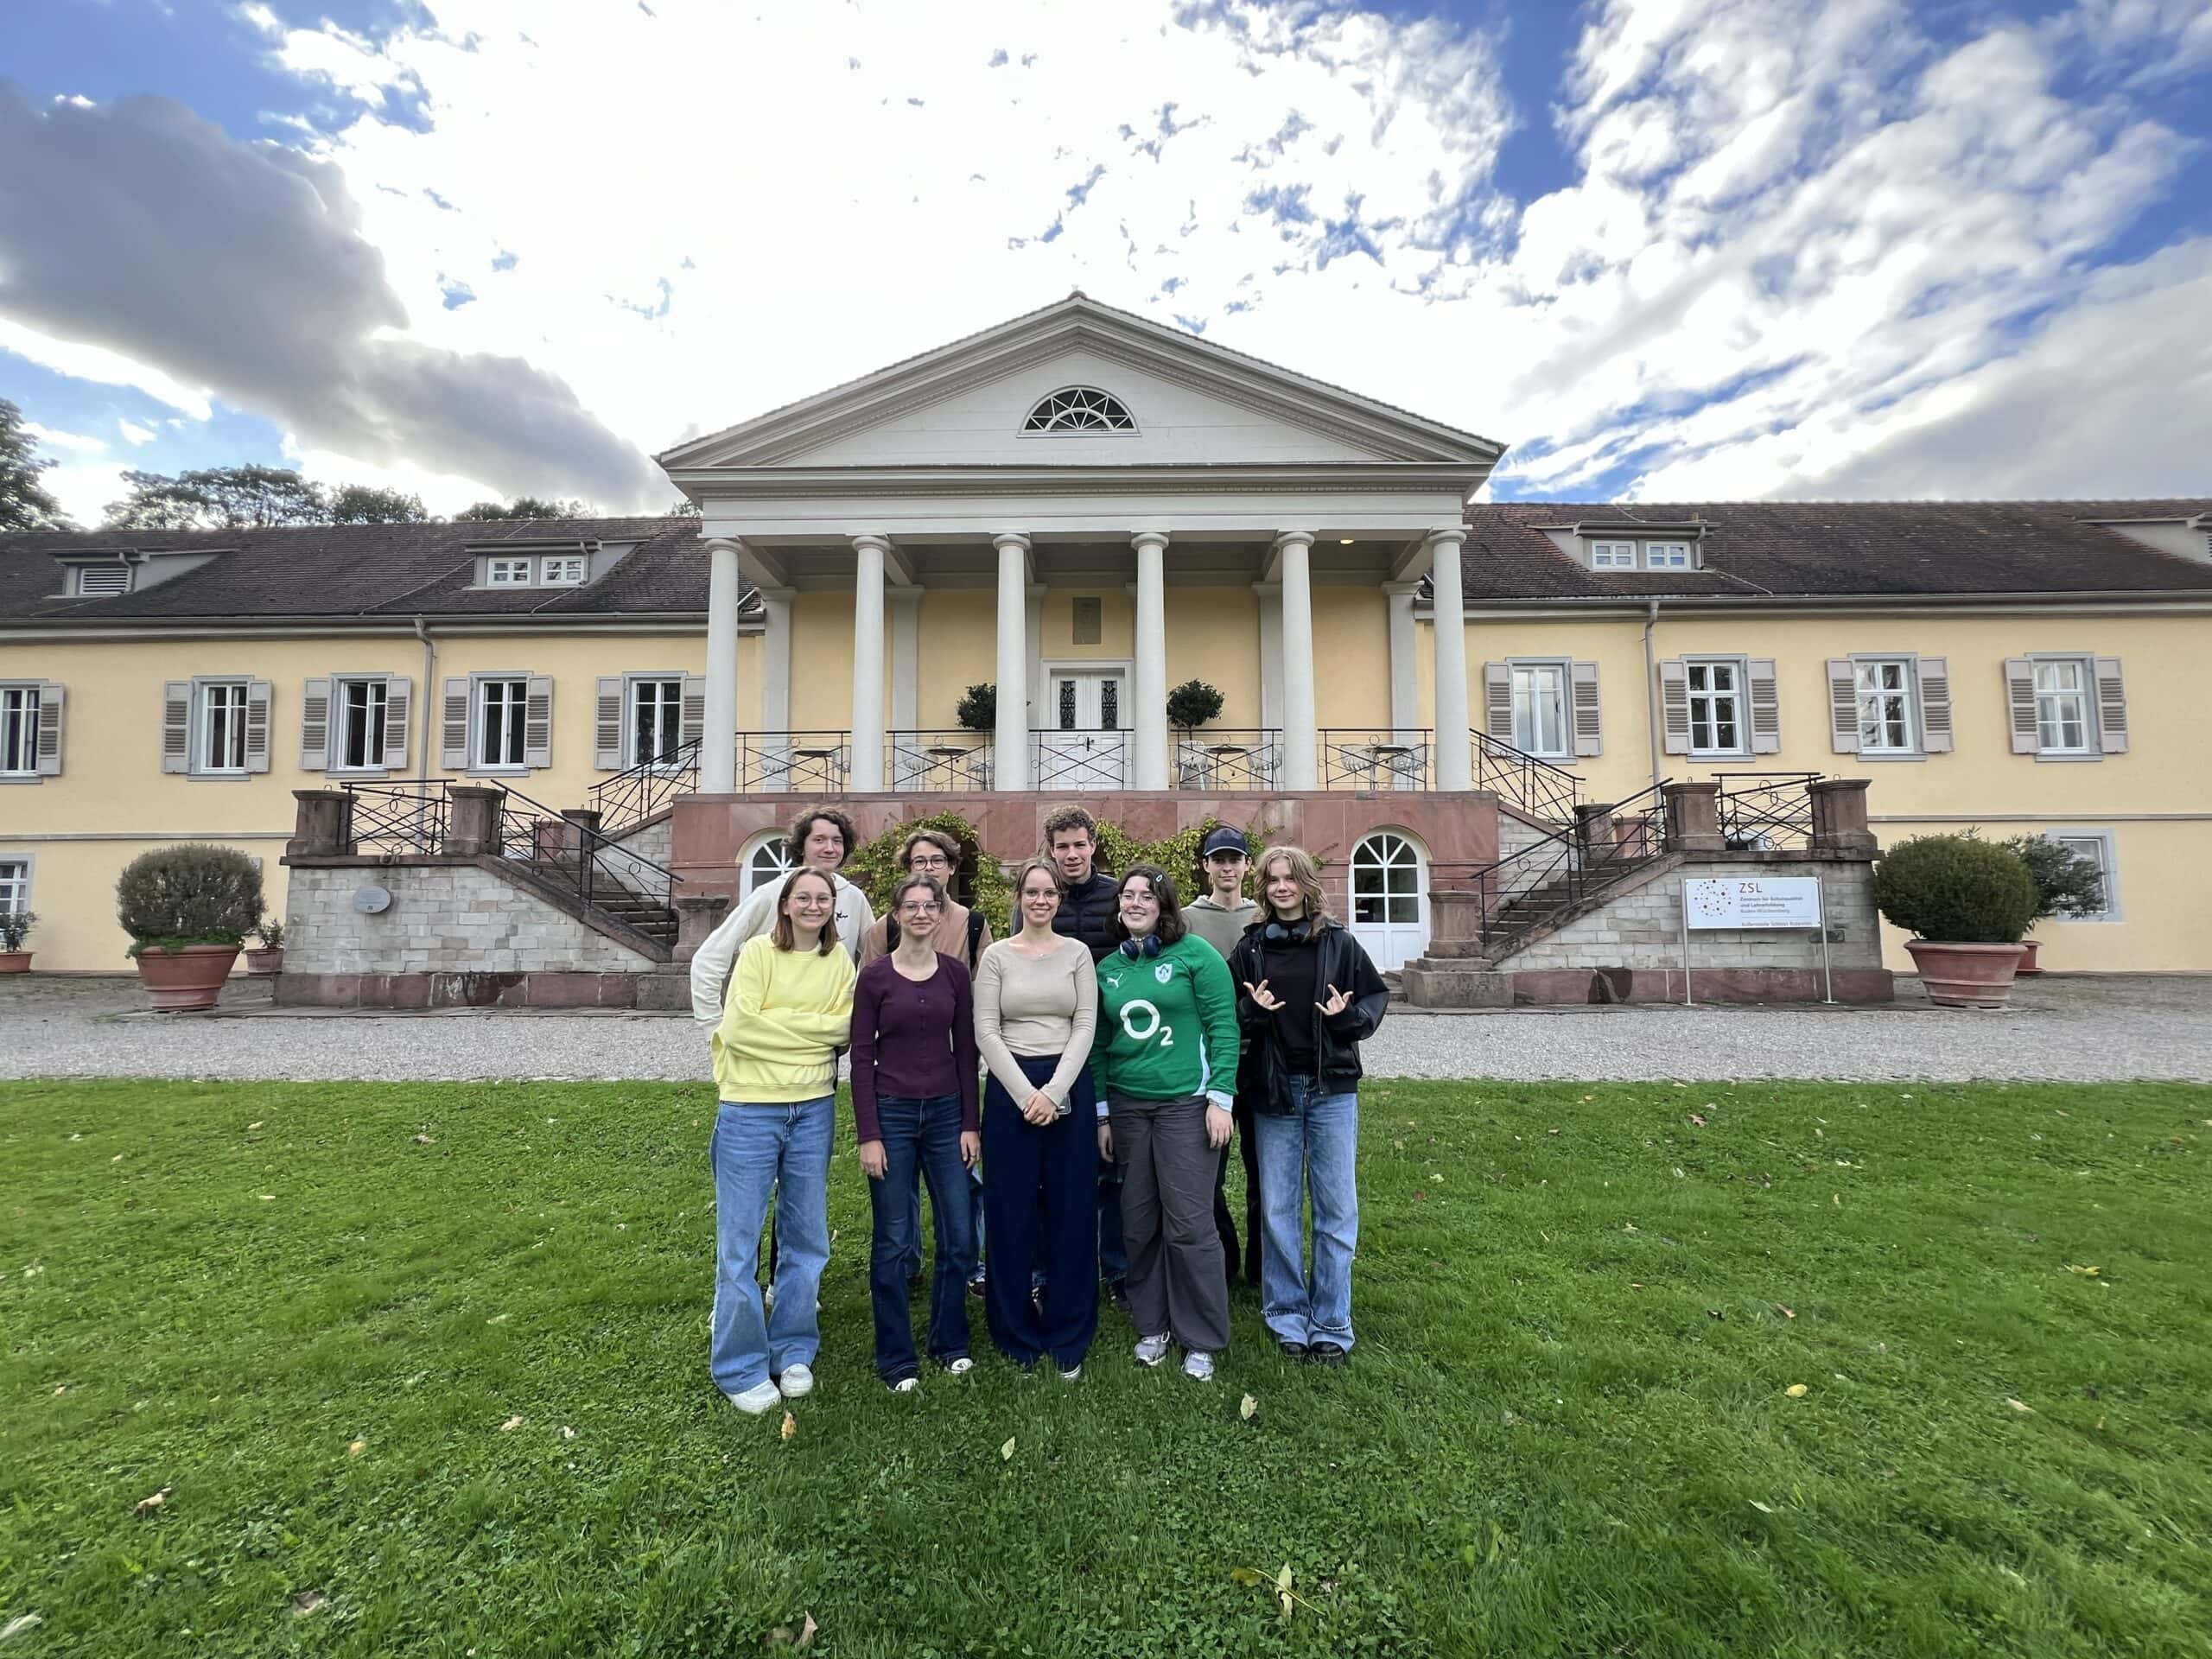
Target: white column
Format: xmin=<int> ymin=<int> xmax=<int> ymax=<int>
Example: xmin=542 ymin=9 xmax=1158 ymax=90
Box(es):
xmin=1131 ymin=530 xmax=1169 ymax=790
xmin=849 ymin=534 xmax=890 ymax=791
xmin=757 ymin=586 xmax=793 ymax=792
xmin=888 ymin=586 xmax=921 ymax=789
xmin=1428 ymin=526 xmax=1472 ymax=791
xmin=993 ymin=532 xmax=1032 ymax=791
xmin=1382 ymin=579 xmax=1421 ymax=740
xmin=1274 ymin=531 xmax=1319 ymax=790
xmin=1253 ymin=582 xmax=1283 ymax=732
xmin=702 ymin=537 xmax=741 ymax=793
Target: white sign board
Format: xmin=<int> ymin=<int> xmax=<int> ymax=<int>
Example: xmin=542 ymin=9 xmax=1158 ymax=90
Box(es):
xmin=1683 ymin=877 xmax=1823 ymax=930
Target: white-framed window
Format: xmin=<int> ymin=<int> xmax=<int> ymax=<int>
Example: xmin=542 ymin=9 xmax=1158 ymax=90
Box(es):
xmin=1686 ymin=658 xmax=1745 ymax=756
xmin=631 ymin=676 xmax=684 ymax=767
xmin=2033 ymin=658 xmax=2095 ymax=754
xmin=1644 ymin=541 xmax=1692 ymax=569
xmin=740 ymin=834 xmax=797 ymax=901
xmin=1021 ymin=387 xmax=1136 ymax=432
xmin=1854 ymin=658 xmax=1917 ymax=753
xmin=334 ymin=676 xmax=391 ymax=772
xmin=1 ymin=685 xmax=40 ymax=776
xmin=486 ymin=556 xmax=533 ymax=586
xmin=2045 ymin=830 xmax=2120 ymax=922
xmin=0 ymin=856 xmax=29 ymax=914
xmin=1590 ymin=541 xmax=1637 ymax=569
xmin=1509 ymin=660 xmax=1571 ymax=759
xmin=539 ymin=555 xmax=586 ymax=586
xmin=197 ymin=680 xmax=251 ymax=773
xmin=476 ymin=677 xmax=529 ymax=769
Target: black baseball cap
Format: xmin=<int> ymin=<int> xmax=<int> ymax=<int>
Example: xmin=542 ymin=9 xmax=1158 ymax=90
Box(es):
xmin=1200 ymin=827 xmax=1250 ymax=859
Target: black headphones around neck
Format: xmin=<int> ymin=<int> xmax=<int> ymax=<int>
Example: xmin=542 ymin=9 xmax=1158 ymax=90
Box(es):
xmin=1262 ymin=917 xmax=1313 ymax=944
xmin=1117 ymin=934 xmax=1164 ymax=960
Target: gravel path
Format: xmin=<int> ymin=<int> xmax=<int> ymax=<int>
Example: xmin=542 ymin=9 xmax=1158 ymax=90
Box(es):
xmin=4 ymin=973 xmax=2209 ymax=1084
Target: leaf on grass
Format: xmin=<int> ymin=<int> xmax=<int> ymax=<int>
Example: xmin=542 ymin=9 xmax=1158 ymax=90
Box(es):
xmin=1240 ymin=1394 xmax=1257 ymax=1421
xmin=346 ymin=1439 xmax=365 ymax=1457
xmin=1749 ymin=1500 xmax=1776 ymax=1515
xmin=1707 ymin=1309 xmax=1725 ymax=1321
xmin=246 ymin=1122 xmax=263 ymax=1130
xmin=1230 ymin=1567 xmax=1267 ymax=1587
xmin=486 ymin=1313 xmax=511 ymax=1325
xmin=1 ymin=1612 xmax=44 ymax=1643
xmin=2067 ymin=1264 xmax=2101 ymax=1277
xmin=412 ymin=1135 xmax=434 ymax=1146
xmin=258 ymin=1194 xmax=276 ymax=1202
xmin=1688 ymin=1114 xmax=1707 ymax=1128
xmin=798 ymin=1613 xmax=817 ymax=1649
xmin=999 ymin=1435 xmax=1015 ymax=1460
xmin=499 ymin=1414 xmax=524 ymax=1433
xmin=1413 ymin=1191 xmax=1427 ymax=1202
xmin=132 ymin=1486 xmax=171 ymax=1517
xmin=1776 ymin=1304 xmax=1796 ymax=1319
xmin=289 ymin=1590 xmax=327 ymax=1618
xmin=1785 ymin=1384 xmax=1808 ymax=1398
xmin=1546 ymin=1128 xmax=1560 ymax=1136
xmin=52 ymin=1384 xmax=66 ymax=1395
xmin=561 ymin=1426 xmax=577 ymax=1440
xmin=2006 ymin=1397 xmax=2035 ymax=1414
xmin=782 ymin=1410 xmax=798 ymax=1442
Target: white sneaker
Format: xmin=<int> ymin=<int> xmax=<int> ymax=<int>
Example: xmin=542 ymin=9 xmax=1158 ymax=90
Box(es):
xmin=1058 ymin=1363 xmax=1083 ymax=1382
xmin=777 ymin=1363 xmax=815 ymax=1399
xmin=888 ymin=1376 xmax=919 ymax=1394
xmin=1134 ymin=1333 xmax=1171 ymax=1368
xmin=1183 ymin=1351 xmax=1217 ymax=1382
xmin=944 ymin=1357 xmax=974 ymax=1376
xmin=724 ymin=1381 xmax=780 ymax=1415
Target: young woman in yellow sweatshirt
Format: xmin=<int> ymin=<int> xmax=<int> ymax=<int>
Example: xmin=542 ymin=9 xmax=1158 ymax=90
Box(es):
xmin=709 ymin=868 xmax=857 ymax=1415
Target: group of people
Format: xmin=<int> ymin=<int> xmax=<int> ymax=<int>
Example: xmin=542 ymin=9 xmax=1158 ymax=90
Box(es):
xmin=689 ymin=804 xmax=1389 ymax=1414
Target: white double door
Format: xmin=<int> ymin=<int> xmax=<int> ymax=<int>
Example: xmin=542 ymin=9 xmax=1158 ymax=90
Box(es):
xmin=1038 ymin=666 xmax=1127 ymax=790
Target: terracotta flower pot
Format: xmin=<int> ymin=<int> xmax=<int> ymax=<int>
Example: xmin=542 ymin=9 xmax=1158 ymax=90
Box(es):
xmin=0 ymin=951 xmax=30 ymax=974
xmin=2015 ymin=938 xmax=2043 ymax=976
xmin=245 ymin=947 xmax=286 ymax=977
xmin=132 ymin=942 xmax=242 ymax=1012
xmin=1903 ymin=939 xmax=2024 ymax=1010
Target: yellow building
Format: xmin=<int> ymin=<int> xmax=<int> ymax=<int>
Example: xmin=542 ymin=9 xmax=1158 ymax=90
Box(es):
xmin=3 ymin=296 xmax=2208 ymax=980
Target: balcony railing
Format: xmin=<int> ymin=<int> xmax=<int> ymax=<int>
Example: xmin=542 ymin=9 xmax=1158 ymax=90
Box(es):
xmin=1471 ymin=730 xmax=1584 ymax=822
xmin=891 ymin=730 xmax=995 ymax=792
xmin=739 ymin=731 xmax=852 ymax=793
xmin=589 ymin=737 xmax=702 ymax=836
xmin=1714 ymin=771 xmax=1824 ymax=851
xmin=1173 ymin=730 xmax=1282 ymax=792
xmin=1032 ymin=730 xmax=1130 ymax=792
xmin=1319 ymin=729 xmax=1430 ymax=791
xmin=343 ymin=779 xmax=448 ymax=854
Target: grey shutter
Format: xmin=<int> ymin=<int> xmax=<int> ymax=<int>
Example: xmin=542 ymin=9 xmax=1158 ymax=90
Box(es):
xmin=245 ymin=680 xmax=273 ymax=773
xmin=1481 ymin=663 xmax=1513 ymax=741
xmin=2094 ymin=657 xmax=2127 ymax=753
xmin=1747 ymin=658 xmax=1781 ymax=754
xmin=1659 ymin=659 xmax=1690 ymax=755
xmin=300 ymin=677 xmax=330 ymax=771
xmin=1571 ymin=662 xmax=1602 ymax=757
xmin=162 ymin=681 xmax=191 ymax=774
xmin=442 ymin=677 xmax=472 ymax=769
xmin=679 ymin=673 xmax=706 ymax=749
xmin=524 ymin=675 xmax=554 ymax=769
xmin=35 ymin=681 xmax=66 ymax=777
xmin=594 ymin=676 xmax=626 ymax=770
xmin=1827 ymin=658 xmax=1860 ymax=754
xmin=382 ymin=675 xmax=410 ymax=770
xmin=2003 ymin=658 xmax=2038 ymax=753
xmin=1917 ymin=656 xmax=1953 ymax=753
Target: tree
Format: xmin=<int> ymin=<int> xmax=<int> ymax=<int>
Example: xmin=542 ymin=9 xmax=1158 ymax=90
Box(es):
xmin=1 ymin=398 xmax=72 ymax=533
xmin=105 ymin=464 xmax=328 ymax=530
xmin=454 ymin=496 xmax=587 ymax=522
xmin=102 ymin=470 xmax=210 ymax=531
xmin=328 ymin=484 xmax=429 ymax=524
xmin=666 ymin=497 xmax=702 ymax=517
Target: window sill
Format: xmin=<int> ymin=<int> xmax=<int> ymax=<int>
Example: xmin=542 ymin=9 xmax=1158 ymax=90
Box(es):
xmin=2031 ymin=751 xmax=2105 ymax=764
xmin=186 ymin=771 xmax=255 ymax=783
xmin=1852 ymin=750 xmax=1926 ymax=763
xmin=0 ymin=773 xmax=45 ymax=785
xmin=467 ymin=766 xmax=532 ymax=779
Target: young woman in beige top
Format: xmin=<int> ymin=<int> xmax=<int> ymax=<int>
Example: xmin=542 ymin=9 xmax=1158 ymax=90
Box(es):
xmin=973 ymin=856 xmax=1100 ymax=1376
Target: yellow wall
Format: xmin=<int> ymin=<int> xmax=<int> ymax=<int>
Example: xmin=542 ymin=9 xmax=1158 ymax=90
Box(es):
xmin=1314 ymin=586 xmax=1391 ymax=729
xmin=1166 ymin=588 xmax=1262 ymax=728
xmin=918 ymin=589 xmax=995 ymax=728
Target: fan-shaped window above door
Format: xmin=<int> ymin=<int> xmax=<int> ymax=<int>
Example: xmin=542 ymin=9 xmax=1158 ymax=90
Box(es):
xmin=1022 ymin=387 xmax=1136 ymax=432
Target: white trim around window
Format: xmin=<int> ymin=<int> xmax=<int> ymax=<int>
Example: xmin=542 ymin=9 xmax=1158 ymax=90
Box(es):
xmin=2029 ymin=653 xmax=2098 ymax=758
xmin=0 ymin=683 xmax=41 ymax=779
xmin=1643 ymin=540 xmax=1693 ymax=569
xmin=1589 ymin=540 xmax=1637 ymax=569
xmin=2042 ymin=827 xmax=2121 ymax=922
xmin=194 ymin=677 xmax=253 ymax=778
xmin=330 ymin=675 xmax=392 ymax=774
xmin=1684 ymin=656 xmax=1749 ymax=758
xmin=1506 ymin=657 xmax=1573 ymax=760
xmin=539 ymin=554 xmax=587 ymax=586
xmin=485 ymin=556 xmax=534 ymax=586
xmin=1852 ymin=655 xmax=1920 ymax=758
xmin=0 ymin=852 xmax=32 ymax=914
xmin=473 ymin=673 xmax=531 ymax=773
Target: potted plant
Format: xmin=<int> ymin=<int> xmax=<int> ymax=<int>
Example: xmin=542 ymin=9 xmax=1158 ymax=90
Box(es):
xmin=0 ymin=909 xmax=35 ymax=973
xmin=955 ymin=683 xmax=996 ymax=733
xmin=245 ymin=916 xmax=287 ymax=976
xmin=116 ymin=843 xmax=264 ymax=1012
xmin=1999 ymin=835 xmax=2106 ymax=975
xmin=1872 ymin=833 xmax=2038 ymax=1009
xmin=1166 ymin=678 xmax=1224 ymax=732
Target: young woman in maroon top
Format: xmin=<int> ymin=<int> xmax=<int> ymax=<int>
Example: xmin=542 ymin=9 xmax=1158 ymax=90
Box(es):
xmin=849 ymin=871 xmax=982 ymax=1391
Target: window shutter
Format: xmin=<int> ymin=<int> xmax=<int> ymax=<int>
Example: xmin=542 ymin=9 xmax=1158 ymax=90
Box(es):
xmin=594 ymin=677 xmax=626 ymax=770
xmin=35 ymin=681 xmax=67 ymax=777
xmin=442 ymin=677 xmax=471 ymax=770
xmin=679 ymin=673 xmax=707 ymax=749
xmin=1747 ymin=658 xmax=1781 ymax=754
xmin=1571 ymin=662 xmax=1602 ymax=756
xmin=162 ymin=681 xmax=191 ymax=774
xmin=1659 ymin=659 xmax=1690 ymax=755
xmin=1481 ymin=663 xmax=1513 ymax=741
xmin=524 ymin=675 xmax=554 ymax=769
xmin=382 ymin=676 xmax=411 ymax=770
xmin=2003 ymin=658 xmax=2038 ymax=753
xmin=300 ymin=677 xmax=330 ymax=771
xmin=2094 ymin=657 xmax=2127 ymax=753
xmin=245 ymin=680 xmax=273 ymax=773
xmin=1917 ymin=656 xmax=1953 ymax=753
xmin=1826 ymin=658 xmax=1859 ymax=754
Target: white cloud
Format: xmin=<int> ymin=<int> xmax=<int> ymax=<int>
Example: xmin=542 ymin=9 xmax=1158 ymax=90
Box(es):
xmin=117 ymin=417 xmax=156 ymax=445
xmin=44 ymin=461 xmax=130 ymax=529
xmin=22 ymin=422 xmax=105 ymax=454
xmin=0 ymin=318 xmax=215 ymax=422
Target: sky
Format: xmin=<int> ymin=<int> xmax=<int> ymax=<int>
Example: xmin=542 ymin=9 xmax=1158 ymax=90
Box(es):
xmin=2 ymin=0 xmax=2209 ymax=525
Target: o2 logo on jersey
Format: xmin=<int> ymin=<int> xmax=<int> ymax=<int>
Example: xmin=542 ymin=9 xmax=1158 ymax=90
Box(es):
xmin=1119 ymin=998 xmax=1174 ymax=1048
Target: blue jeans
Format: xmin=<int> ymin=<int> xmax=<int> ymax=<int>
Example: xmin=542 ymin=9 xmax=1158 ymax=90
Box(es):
xmin=867 ymin=1094 xmax=977 ymax=1382
xmin=709 ymin=1097 xmax=834 ymax=1395
xmin=1253 ymin=1077 xmax=1359 ymax=1351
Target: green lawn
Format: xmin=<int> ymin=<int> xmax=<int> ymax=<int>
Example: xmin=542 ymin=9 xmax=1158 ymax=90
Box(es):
xmin=3 ymin=1077 xmax=2208 ymax=1659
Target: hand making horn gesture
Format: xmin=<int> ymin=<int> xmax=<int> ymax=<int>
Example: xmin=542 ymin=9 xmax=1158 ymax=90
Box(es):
xmin=1242 ymin=977 xmax=1283 ymax=1011
xmin=1319 ymin=982 xmax=1352 ymax=1017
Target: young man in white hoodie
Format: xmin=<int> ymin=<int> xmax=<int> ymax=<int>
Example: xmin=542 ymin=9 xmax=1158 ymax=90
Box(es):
xmin=689 ymin=808 xmax=876 ymax=1025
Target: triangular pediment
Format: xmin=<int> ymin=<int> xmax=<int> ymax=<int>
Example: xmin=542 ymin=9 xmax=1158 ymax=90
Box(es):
xmin=659 ymin=294 xmax=1504 ymax=472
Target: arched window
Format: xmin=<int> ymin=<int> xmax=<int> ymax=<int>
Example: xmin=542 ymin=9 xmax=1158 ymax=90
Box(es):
xmin=1022 ymin=387 xmax=1136 ymax=432
xmin=739 ymin=834 xmax=796 ymax=902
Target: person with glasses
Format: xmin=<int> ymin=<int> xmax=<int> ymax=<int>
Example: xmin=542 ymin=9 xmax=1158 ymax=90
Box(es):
xmin=850 ymin=871 xmax=982 ymax=1393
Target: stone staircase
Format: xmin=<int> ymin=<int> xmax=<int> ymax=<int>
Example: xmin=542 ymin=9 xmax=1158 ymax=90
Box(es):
xmin=500 ymin=850 xmax=679 ymax=950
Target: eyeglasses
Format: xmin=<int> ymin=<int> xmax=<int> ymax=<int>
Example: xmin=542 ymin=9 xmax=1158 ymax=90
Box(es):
xmin=898 ymin=901 xmax=943 ymax=917
xmin=908 ymin=854 xmax=952 ymax=870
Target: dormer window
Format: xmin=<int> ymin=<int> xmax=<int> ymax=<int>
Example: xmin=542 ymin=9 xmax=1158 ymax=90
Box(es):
xmin=1023 ymin=387 xmax=1136 ymax=432
xmin=1645 ymin=541 xmax=1692 ymax=569
xmin=486 ymin=557 xmax=533 ymax=586
xmin=1590 ymin=542 xmax=1637 ymax=570
xmin=72 ymin=564 xmax=132 ymax=597
xmin=540 ymin=555 xmax=586 ymax=586
xmin=1584 ymin=537 xmax=1700 ymax=571
xmin=471 ymin=540 xmax=597 ymax=589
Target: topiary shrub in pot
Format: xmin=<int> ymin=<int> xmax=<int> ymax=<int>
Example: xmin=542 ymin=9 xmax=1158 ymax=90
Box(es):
xmin=245 ymin=915 xmax=287 ymax=977
xmin=0 ymin=909 xmax=35 ymax=973
xmin=1998 ymin=834 xmax=2107 ymax=975
xmin=117 ymin=844 xmax=264 ymax=1011
xmin=1872 ymin=833 xmax=2037 ymax=1008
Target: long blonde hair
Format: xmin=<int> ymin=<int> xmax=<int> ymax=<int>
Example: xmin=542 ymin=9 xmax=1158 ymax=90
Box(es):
xmin=1255 ymin=845 xmax=1331 ymax=927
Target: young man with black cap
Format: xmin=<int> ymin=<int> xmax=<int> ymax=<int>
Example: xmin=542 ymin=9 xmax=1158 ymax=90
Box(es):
xmin=1185 ymin=825 xmax=1263 ymax=1288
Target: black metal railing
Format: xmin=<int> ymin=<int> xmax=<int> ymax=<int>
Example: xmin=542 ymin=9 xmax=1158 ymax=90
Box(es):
xmin=1452 ymin=779 xmax=1674 ymax=955
xmin=1031 ymin=730 xmax=1131 ymax=792
xmin=1319 ymin=728 xmax=1430 ymax=791
xmin=343 ymin=779 xmax=449 ymax=854
xmin=891 ymin=730 xmax=996 ymax=792
xmin=736 ymin=731 xmax=850 ymax=793
xmin=1471 ymin=730 xmax=1584 ymax=821
xmin=1713 ymin=772 xmax=1823 ymax=852
xmin=492 ymin=781 xmax=684 ymax=932
xmin=588 ymin=737 xmax=701 ymax=834
xmin=1174 ymin=730 xmax=1282 ymax=792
